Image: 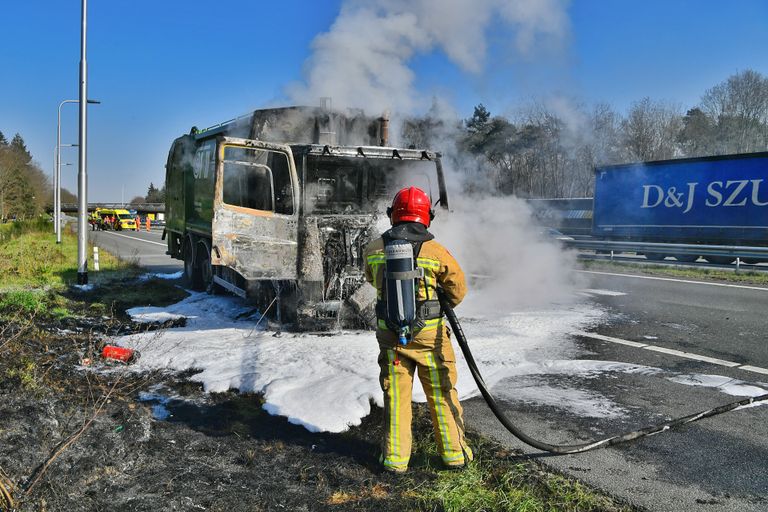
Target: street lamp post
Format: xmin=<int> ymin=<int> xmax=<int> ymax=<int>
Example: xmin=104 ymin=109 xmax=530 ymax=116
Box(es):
xmin=56 ymin=100 xmax=76 ymax=241
xmin=53 ymin=146 xmax=58 ymax=235
xmin=77 ymin=0 xmax=89 ymax=284
xmin=56 ymin=99 xmax=98 ymax=244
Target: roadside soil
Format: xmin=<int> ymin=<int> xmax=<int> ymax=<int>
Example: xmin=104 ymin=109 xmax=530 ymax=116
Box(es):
xmin=0 ymin=280 xmax=640 ymax=512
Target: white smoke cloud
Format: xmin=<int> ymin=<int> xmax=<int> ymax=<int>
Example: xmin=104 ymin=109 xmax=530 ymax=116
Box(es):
xmin=431 ymin=150 xmax=582 ymax=311
xmin=500 ymin=0 xmax=571 ymax=54
xmin=288 ymin=0 xmax=571 ymax=115
xmin=288 ymin=0 xmax=580 ymax=310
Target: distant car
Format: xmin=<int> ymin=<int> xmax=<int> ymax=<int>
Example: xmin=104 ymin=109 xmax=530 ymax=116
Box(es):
xmin=151 ymin=219 xmax=166 ymax=227
xmin=541 ymin=227 xmax=575 ymax=242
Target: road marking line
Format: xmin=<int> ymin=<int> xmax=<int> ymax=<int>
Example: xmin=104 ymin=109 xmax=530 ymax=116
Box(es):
xmin=577 ymin=270 xmax=768 ymax=292
xmin=642 ymin=346 xmax=740 ymax=367
xmin=572 ymin=331 xmax=648 ymax=348
xmin=101 ymin=231 xmax=166 ymax=247
xmin=574 ymin=331 xmax=768 ymax=375
xmin=738 ymin=366 xmax=768 ymax=375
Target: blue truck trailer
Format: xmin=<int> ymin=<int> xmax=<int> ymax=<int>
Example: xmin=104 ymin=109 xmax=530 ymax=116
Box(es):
xmin=593 ymin=152 xmax=768 ymax=263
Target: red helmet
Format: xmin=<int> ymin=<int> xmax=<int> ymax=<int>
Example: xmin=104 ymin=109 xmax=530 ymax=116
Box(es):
xmin=387 ymin=186 xmax=434 ymax=227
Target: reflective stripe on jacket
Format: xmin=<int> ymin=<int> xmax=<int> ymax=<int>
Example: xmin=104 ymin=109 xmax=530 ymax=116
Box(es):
xmin=364 ymin=237 xmax=466 ymax=342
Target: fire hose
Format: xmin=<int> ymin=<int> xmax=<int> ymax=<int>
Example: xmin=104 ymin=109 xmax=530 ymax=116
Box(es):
xmin=436 ymin=288 xmax=768 ymax=454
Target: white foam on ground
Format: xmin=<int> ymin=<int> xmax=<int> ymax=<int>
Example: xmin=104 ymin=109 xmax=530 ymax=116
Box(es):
xmin=138 ymin=271 xmax=184 ymax=281
xmin=667 ymin=374 xmax=768 ymax=409
xmin=579 ymin=289 xmax=627 ymax=297
xmin=127 ymin=309 xmax=186 ymax=324
xmin=115 ymin=289 xmax=766 ymax=432
xmin=116 ymin=289 xmax=617 ymax=432
xmin=498 ymin=377 xmax=630 ymax=418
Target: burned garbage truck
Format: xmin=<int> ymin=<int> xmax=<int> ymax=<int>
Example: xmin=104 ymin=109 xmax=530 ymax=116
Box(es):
xmin=164 ymin=107 xmax=449 ymax=329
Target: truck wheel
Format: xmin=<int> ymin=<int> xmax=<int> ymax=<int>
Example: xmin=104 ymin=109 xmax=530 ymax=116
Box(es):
xmin=704 ymin=256 xmax=736 ymax=265
xmin=183 ymin=236 xmax=202 ymax=290
xmin=644 ymin=253 xmax=666 ymax=261
xmin=196 ymin=239 xmax=213 ymax=292
xmin=674 ymin=254 xmax=699 ymax=263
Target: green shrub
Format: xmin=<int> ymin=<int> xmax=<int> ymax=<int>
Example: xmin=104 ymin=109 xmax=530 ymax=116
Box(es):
xmin=50 ymin=306 xmax=73 ymax=320
xmin=6 ymin=358 xmax=39 ymax=390
xmin=0 ymin=290 xmax=46 ymax=314
xmin=0 ymin=217 xmax=53 ymax=243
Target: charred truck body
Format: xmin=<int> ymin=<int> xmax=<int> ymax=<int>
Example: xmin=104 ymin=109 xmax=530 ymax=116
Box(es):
xmin=165 ymin=107 xmax=449 ymax=329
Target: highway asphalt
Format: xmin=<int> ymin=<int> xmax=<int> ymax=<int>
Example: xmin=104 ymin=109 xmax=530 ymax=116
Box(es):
xmin=90 ymin=227 xmax=182 ymax=274
xmin=90 ymin=230 xmax=768 ymax=511
xmin=465 ymin=271 xmax=768 ymax=512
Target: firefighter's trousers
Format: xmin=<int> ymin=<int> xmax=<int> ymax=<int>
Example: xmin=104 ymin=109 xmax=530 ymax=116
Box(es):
xmin=378 ymin=335 xmax=473 ymax=472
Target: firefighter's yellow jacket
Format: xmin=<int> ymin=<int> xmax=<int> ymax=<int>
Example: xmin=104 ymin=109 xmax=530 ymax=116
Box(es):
xmin=364 ymin=237 xmax=467 ymax=344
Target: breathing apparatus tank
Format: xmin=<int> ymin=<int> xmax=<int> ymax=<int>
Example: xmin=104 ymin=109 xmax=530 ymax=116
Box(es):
xmin=384 ymin=239 xmax=423 ymax=345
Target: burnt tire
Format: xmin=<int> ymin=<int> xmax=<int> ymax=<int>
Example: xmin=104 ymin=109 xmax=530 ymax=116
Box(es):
xmin=742 ymin=258 xmax=763 ymax=264
xmin=183 ymin=236 xmax=203 ymax=290
xmin=704 ymin=256 xmax=736 ymax=265
xmin=674 ymin=254 xmax=699 ymax=263
xmin=644 ymin=253 xmax=666 ymax=261
xmin=196 ymin=239 xmax=213 ymax=292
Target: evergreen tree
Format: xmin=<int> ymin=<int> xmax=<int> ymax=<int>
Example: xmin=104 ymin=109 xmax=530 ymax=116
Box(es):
xmin=10 ymin=133 xmax=32 ymax=164
xmin=678 ymin=108 xmax=715 ymax=157
xmin=0 ymin=131 xmax=7 ymax=146
xmin=1 ymin=170 xmax=36 ymax=219
xmin=145 ymin=182 xmax=165 ymax=203
xmin=466 ymin=104 xmax=491 ymax=133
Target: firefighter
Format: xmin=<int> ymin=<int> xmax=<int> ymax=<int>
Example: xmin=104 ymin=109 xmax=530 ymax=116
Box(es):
xmin=364 ymin=186 xmax=472 ymax=473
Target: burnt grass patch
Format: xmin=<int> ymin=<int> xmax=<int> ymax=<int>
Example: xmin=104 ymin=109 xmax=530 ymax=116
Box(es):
xmin=0 ymin=281 xmax=638 ymax=512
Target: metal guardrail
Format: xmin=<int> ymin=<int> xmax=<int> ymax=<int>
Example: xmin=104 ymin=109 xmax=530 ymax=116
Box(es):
xmin=562 ymin=239 xmax=768 ymax=261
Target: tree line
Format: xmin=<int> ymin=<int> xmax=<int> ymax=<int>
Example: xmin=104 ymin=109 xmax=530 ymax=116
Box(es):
xmin=0 ymin=132 xmax=76 ymax=221
xmin=0 ymin=126 xmax=163 ymax=221
xmin=405 ymin=69 xmax=768 ymax=198
xmin=129 ymin=182 xmax=165 ymax=205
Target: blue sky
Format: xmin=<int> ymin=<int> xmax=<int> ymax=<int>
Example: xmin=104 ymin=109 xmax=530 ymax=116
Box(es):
xmin=1 ymin=0 xmax=767 ymax=202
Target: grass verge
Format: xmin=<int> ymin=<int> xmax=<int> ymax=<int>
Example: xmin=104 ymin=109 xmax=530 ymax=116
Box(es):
xmin=580 ymin=258 xmax=768 ymax=285
xmin=0 ymin=227 xmax=134 ymax=290
xmin=326 ymin=406 xmax=636 ymax=511
xmin=411 ymin=429 xmax=631 ymax=512
xmin=0 ymin=224 xmax=187 ymax=320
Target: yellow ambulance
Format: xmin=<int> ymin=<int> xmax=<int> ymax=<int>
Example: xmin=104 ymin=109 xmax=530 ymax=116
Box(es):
xmin=95 ymin=208 xmax=137 ymax=231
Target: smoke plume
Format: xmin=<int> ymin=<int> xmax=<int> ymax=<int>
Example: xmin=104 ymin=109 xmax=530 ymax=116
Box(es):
xmin=288 ymin=0 xmax=570 ymax=115
xmin=289 ymin=0 xmax=580 ymax=310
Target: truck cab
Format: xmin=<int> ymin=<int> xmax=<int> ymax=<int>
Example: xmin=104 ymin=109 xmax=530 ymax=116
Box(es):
xmin=165 ymin=107 xmax=449 ymax=329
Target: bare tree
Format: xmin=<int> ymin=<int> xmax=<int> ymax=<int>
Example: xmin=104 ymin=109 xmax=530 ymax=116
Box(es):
xmin=562 ymin=103 xmax=623 ymax=197
xmin=621 ymin=97 xmax=682 ymax=161
xmin=700 ymin=69 xmax=768 ymax=154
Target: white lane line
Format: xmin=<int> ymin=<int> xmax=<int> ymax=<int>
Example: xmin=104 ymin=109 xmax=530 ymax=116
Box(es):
xmin=572 ymin=331 xmax=648 ymax=348
xmin=739 ymin=366 xmax=768 ymax=376
xmin=100 ymin=231 xmax=166 ymax=247
xmin=573 ymin=331 xmax=768 ymax=375
xmin=576 ymin=269 xmax=768 ymax=292
xmin=642 ymin=346 xmax=741 ymax=367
